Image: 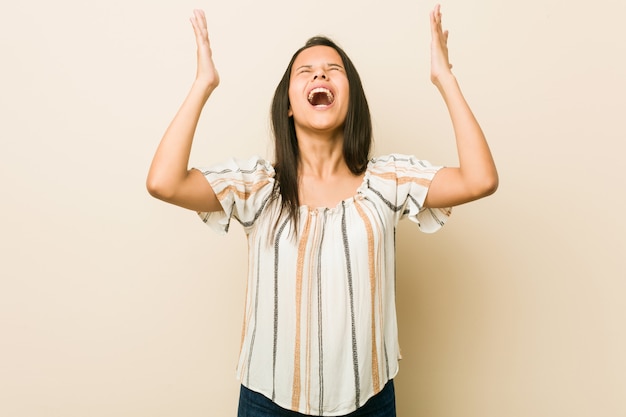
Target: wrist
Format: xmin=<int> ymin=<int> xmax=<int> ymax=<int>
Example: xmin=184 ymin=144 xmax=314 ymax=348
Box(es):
xmin=432 ymin=72 xmax=458 ymax=92
xmin=191 ymin=78 xmax=217 ymax=99
xmin=432 ymin=70 xmax=455 ymax=84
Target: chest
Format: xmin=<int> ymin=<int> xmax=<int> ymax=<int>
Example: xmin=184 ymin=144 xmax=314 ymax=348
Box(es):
xmin=298 ymin=173 xmax=365 ymax=209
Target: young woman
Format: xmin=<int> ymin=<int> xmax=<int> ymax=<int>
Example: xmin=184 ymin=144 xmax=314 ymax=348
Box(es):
xmin=147 ymin=5 xmax=498 ymax=417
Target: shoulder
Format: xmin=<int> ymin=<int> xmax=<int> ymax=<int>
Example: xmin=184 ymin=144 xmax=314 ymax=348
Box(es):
xmin=201 ymin=155 xmax=275 ymax=177
xmin=198 ymin=155 xmax=276 ymax=201
xmin=366 ymin=154 xmax=442 ymax=191
xmin=368 ymin=154 xmax=437 ymax=173
xmin=369 ymin=154 xmax=413 ymax=168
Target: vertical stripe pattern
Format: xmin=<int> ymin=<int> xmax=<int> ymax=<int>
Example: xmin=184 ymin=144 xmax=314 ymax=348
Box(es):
xmin=291 ymin=212 xmax=312 ymax=410
xmin=316 ymin=209 xmax=328 ymax=414
xmin=341 ymin=200 xmax=361 ymax=408
xmin=272 ymin=217 xmax=289 ymax=401
xmin=354 ymin=201 xmax=381 ymax=394
xmin=196 ymin=154 xmax=451 ymax=416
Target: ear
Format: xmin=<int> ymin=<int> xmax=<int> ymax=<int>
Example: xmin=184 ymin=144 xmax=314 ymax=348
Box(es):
xmin=288 ymin=105 xmax=293 ymax=117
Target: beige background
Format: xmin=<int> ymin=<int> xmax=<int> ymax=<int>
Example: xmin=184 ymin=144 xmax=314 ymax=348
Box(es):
xmin=1 ymin=0 xmax=625 ymax=416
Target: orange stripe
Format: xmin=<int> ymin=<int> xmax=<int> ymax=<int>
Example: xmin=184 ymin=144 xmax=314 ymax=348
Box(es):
xmin=215 ymin=179 xmax=271 ymax=201
xmin=291 ymin=211 xmax=312 ymax=411
xmin=307 ymin=211 xmax=326 ymax=413
xmin=373 ymin=158 xmax=436 ymax=174
xmin=398 ymin=176 xmax=431 ymax=187
xmin=237 ymin=228 xmax=258 ymax=381
xmin=369 ymin=171 xmax=432 ymax=188
xmin=355 ymin=201 xmax=380 ymax=393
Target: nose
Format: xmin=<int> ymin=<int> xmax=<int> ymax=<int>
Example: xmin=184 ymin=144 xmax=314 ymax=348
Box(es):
xmin=313 ymin=71 xmax=327 ymax=80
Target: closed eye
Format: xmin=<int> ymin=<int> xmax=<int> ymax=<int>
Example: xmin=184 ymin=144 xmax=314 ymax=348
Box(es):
xmin=327 ymin=64 xmax=344 ymax=72
xmin=295 ymin=65 xmax=312 ymax=75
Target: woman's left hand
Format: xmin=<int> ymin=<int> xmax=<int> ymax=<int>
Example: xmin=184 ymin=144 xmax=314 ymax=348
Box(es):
xmin=429 ymin=4 xmax=453 ymax=86
xmin=422 ymin=4 xmax=499 ymax=209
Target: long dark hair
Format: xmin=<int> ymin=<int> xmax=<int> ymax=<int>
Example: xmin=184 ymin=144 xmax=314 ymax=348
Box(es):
xmin=270 ymin=36 xmax=372 ymax=228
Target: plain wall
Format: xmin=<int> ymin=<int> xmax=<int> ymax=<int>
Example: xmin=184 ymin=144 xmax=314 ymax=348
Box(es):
xmin=1 ymin=0 xmax=624 ymax=416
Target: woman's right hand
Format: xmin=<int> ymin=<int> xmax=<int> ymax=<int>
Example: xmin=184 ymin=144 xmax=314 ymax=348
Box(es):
xmin=146 ymin=10 xmax=223 ymax=213
xmin=190 ymin=9 xmax=220 ymax=90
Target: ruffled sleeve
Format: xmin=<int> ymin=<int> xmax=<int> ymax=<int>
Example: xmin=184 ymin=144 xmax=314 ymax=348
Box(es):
xmin=195 ymin=156 xmax=275 ymax=234
xmin=366 ymin=154 xmax=451 ymax=233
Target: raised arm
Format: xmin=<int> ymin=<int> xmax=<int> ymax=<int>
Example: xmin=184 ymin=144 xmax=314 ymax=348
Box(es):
xmin=423 ymin=4 xmax=498 ymax=208
xmin=146 ymin=9 xmax=223 ymax=213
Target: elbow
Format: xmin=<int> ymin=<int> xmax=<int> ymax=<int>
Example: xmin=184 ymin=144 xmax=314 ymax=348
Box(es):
xmin=464 ymin=171 xmax=498 ymax=202
xmin=146 ymin=175 xmax=174 ymax=201
xmin=477 ymin=172 xmax=499 ymax=198
xmin=146 ymin=178 xmax=162 ymax=200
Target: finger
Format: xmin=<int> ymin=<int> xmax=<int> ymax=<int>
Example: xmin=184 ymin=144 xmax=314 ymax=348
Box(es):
xmin=434 ymin=4 xmax=442 ymax=24
xmin=430 ymin=6 xmax=446 ymax=39
xmin=190 ymin=10 xmax=209 ymax=44
xmin=197 ymin=9 xmax=208 ymax=29
xmin=190 ymin=11 xmax=201 ymax=34
xmin=429 ymin=9 xmax=440 ymax=39
xmin=191 ymin=10 xmax=207 ymax=31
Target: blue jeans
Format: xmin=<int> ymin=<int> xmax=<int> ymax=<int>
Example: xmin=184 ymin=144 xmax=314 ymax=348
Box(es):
xmin=237 ymin=380 xmax=396 ymax=417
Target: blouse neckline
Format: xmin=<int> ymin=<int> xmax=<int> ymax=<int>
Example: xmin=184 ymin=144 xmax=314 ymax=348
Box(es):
xmin=297 ymin=161 xmax=372 ymax=214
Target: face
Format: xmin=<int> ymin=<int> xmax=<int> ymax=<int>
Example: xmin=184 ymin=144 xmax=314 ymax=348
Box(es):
xmin=288 ymin=45 xmax=350 ymax=136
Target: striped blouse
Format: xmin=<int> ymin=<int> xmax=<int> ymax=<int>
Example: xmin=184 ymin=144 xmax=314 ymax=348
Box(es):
xmin=197 ymin=154 xmax=451 ymax=416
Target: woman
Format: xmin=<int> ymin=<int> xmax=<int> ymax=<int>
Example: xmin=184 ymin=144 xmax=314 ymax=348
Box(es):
xmin=147 ymin=5 xmax=497 ymax=417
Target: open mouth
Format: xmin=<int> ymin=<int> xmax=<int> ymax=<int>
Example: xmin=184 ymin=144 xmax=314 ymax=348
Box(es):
xmin=307 ymin=87 xmax=335 ymax=107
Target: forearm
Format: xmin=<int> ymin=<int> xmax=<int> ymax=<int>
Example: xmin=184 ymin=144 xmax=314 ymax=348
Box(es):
xmin=146 ymin=80 xmax=215 ymax=198
xmin=435 ymin=73 xmax=498 ymax=194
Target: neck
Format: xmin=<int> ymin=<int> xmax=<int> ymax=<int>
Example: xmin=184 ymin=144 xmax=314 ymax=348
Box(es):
xmin=296 ymin=130 xmax=348 ymax=178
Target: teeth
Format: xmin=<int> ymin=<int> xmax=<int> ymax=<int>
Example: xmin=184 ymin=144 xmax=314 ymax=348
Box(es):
xmin=307 ymin=87 xmax=334 ymax=104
